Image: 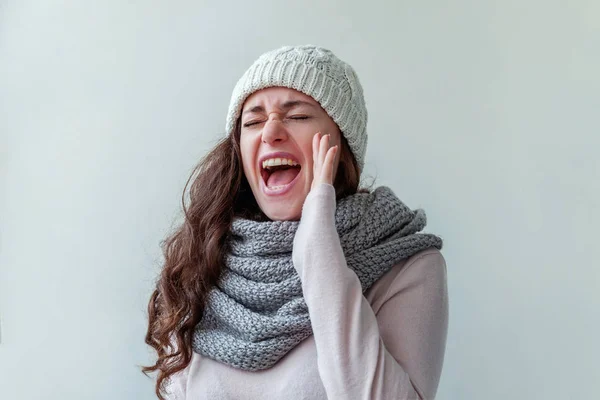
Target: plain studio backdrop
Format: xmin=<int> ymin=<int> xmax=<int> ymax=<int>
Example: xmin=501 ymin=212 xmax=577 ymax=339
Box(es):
xmin=1 ymin=1 xmax=598 ymax=399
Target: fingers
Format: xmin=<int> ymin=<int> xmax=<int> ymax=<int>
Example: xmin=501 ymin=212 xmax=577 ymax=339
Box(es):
xmin=312 ymin=132 xmax=321 ymax=172
xmin=313 ymin=132 xmax=321 ymax=165
xmin=322 ymin=144 xmax=338 ymax=183
xmin=312 ymin=132 xmax=337 ymax=189
xmin=319 ymin=133 xmax=330 ymax=168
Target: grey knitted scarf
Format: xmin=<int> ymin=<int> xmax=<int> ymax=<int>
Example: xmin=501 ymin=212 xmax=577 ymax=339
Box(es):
xmin=192 ymin=186 xmax=442 ymax=371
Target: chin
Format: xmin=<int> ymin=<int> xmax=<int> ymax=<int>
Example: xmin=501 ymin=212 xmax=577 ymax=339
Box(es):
xmin=261 ymin=204 xmax=302 ymax=221
xmin=252 ymin=177 xmax=309 ymax=221
xmin=256 ymin=191 xmax=306 ymax=221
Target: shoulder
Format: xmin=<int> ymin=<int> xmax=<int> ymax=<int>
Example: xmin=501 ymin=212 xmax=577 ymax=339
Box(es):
xmin=365 ymin=248 xmax=447 ymax=312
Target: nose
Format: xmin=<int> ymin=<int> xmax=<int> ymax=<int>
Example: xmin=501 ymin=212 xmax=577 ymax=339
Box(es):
xmin=261 ymin=114 xmax=288 ymax=145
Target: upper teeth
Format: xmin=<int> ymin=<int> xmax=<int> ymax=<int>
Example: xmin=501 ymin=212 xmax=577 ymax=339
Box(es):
xmin=262 ymin=158 xmax=299 ymax=169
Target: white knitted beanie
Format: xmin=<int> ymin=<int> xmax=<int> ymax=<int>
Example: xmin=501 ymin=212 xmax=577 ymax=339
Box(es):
xmin=225 ymin=45 xmax=368 ymax=172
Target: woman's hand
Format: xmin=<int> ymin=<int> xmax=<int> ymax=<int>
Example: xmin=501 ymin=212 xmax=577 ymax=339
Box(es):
xmin=311 ymin=132 xmax=338 ymax=191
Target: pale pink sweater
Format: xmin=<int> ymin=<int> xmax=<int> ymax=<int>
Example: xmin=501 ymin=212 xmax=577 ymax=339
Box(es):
xmin=165 ymin=184 xmax=449 ymax=399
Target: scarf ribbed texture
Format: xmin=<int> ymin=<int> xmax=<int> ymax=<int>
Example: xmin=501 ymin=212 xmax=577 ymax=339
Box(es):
xmin=192 ymin=186 xmax=442 ymax=371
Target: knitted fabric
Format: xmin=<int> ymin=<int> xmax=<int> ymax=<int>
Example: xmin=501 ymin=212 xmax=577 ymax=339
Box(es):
xmin=225 ymin=45 xmax=368 ymax=171
xmin=192 ymin=186 xmax=443 ymax=371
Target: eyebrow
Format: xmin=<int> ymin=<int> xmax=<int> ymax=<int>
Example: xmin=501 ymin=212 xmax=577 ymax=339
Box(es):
xmin=242 ymin=100 xmax=316 ymax=116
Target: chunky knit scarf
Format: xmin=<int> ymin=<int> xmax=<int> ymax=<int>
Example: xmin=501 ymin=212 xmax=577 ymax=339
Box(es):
xmin=192 ymin=186 xmax=443 ymax=371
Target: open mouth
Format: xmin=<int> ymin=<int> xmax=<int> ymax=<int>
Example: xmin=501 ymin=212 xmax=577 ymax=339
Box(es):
xmin=260 ymin=156 xmax=302 ymax=192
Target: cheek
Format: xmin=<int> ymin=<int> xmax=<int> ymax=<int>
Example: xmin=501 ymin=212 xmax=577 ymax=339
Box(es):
xmin=300 ymin=139 xmax=315 ymax=167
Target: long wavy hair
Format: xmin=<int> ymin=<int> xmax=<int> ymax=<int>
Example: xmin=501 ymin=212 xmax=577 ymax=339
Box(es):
xmin=142 ymin=122 xmax=361 ymax=399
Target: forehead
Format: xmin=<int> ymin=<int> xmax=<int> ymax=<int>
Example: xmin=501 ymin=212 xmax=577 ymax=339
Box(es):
xmin=242 ymin=87 xmax=319 ymax=111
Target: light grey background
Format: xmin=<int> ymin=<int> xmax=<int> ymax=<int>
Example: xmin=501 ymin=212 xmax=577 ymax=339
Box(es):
xmin=1 ymin=1 xmax=598 ymax=399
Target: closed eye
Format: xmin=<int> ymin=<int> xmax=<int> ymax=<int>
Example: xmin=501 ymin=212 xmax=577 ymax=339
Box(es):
xmin=242 ymin=120 xmax=263 ymax=128
xmin=242 ymin=115 xmax=309 ymax=128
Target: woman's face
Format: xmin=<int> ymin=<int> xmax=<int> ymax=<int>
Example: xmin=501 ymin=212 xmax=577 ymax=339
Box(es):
xmin=240 ymin=87 xmax=341 ymax=221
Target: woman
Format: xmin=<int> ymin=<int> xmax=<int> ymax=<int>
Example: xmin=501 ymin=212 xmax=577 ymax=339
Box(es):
xmin=143 ymin=45 xmax=448 ymax=400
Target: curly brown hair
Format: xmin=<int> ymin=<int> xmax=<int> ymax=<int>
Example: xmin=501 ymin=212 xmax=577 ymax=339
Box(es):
xmin=142 ymin=122 xmax=361 ymax=399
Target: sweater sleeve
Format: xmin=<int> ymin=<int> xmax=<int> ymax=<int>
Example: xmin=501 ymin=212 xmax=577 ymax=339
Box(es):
xmin=162 ymin=338 xmax=190 ymax=400
xmin=292 ymin=183 xmax=448 ymax=400
xmin=164 ymin=372 xmax=187 ymax=400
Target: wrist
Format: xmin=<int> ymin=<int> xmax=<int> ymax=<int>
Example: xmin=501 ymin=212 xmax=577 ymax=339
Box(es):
xmin=301 ymin=183 xmax=336 ymax=222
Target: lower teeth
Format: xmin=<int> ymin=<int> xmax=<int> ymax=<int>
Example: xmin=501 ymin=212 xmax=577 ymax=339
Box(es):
xmin=268 ymin=184 xmax=287 ymax=190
